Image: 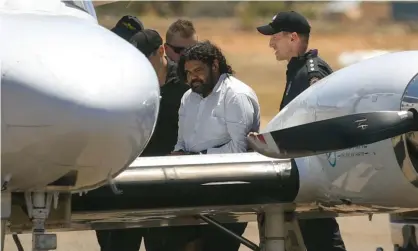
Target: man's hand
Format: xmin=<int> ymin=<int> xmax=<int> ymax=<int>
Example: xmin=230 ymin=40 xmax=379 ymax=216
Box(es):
xmin=248 ymin=132 xmax=259 ymax=138
xmin=247 ymin=132 xmax=260 ymax=152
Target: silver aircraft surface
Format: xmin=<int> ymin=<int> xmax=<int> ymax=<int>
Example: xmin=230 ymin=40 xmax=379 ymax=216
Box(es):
xmin=1 ymin=0 xmax=160 ymax=250
xmin=2 ymin=1 xmax=418 ymax=251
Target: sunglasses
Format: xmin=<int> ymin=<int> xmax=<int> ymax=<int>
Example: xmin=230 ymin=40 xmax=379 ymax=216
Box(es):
xmin=165 ymin=43 xmax=186 ymax=54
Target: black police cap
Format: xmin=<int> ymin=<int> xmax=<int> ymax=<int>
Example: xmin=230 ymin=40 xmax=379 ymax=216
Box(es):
xmin=129 ymin=29 xmax=163 ymax=57
xmin=111 ymin=15 xmax=145 ymax=41
xmin=257 ymin=11 xmax=311 ymax=35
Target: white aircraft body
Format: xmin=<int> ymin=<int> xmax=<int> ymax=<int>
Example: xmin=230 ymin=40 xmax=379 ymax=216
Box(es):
xmin=2 ymin=1 xmax=418 ymax=251
xmin=1 ymin=0 xmax=160 ymax=250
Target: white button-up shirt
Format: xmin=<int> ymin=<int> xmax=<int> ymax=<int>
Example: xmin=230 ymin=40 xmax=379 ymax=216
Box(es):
xmin=174 ymin=73 xmax=260 ymax=154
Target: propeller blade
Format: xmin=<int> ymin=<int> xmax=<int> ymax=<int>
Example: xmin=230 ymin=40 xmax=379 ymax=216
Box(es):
xmin=248 ymin=110 xmax=418 ymax=159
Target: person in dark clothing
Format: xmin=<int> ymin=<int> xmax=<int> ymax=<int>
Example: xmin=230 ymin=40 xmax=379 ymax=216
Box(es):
xmin=256 ymin=10 xmax=347 ymax=251
xmin=111 ymin=15 xmax=144 ymax=41
xmin=95 ymin=29 xmax=190 ymax=251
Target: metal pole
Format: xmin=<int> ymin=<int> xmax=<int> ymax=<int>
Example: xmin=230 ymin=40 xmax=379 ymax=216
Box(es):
xmin=197 ymin=215 xmax=260 ymax=251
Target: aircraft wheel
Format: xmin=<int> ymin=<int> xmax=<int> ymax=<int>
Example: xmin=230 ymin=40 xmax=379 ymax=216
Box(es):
xmin=376 ymin=247 xmax=384 ymax=251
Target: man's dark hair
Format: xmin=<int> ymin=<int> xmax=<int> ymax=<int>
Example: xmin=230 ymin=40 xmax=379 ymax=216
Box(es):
xmin=177 ymin=40 xmax=234 ymax=83
xmin=166 ymin=19 xmax=196 ymax=43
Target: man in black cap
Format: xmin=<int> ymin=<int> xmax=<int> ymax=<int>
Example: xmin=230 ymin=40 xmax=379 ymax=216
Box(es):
xmin=95 ymin=29 xmax=191 ymax=251
xmin=256 ymin=10 xmax=347 ymax=251
xmin=111 ymin=15 xmax=144 ymax=41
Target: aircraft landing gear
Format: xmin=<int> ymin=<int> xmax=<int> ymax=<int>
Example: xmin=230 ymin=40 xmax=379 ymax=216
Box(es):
xmin=258 ymin=207 xmax=286 ymax=251
xmin=25 ymin=192 xmax=57 ymax=251
xmin=258 ymin=207 xmax=305 ymax=251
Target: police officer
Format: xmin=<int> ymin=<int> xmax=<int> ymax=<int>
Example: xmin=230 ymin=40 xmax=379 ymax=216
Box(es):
xmin=256 ymin=10 xmax=347 ymax=251
xmin=95 ymin=29 xmax=191 ymax=251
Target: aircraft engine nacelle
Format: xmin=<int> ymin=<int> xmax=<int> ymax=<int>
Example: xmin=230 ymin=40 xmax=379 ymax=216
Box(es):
xmin=0 ymin=11 xmax=160 ymax=192
xmin=260 ymin=51 xmax=418 ymax=208
xmin=264 ymin=51 xmax=418 ymax=135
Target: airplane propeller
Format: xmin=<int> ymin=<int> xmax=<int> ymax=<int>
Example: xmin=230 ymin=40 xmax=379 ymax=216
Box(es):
xmin=248 ymin=110 xmax=418 ymax=159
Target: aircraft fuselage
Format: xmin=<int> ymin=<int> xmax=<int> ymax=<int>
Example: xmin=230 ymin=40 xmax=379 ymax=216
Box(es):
xmin=0 ymin=0 xmax=160 ymax=192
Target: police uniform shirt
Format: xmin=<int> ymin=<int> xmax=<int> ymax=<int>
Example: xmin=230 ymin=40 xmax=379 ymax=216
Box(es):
xmin=280 ymin=49 xmax=333 ymax=110
xmin=141 ymin=59 xmax=190 ymax=156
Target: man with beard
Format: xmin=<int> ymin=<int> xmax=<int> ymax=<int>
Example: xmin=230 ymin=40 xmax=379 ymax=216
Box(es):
xmin=171 ymin=40 xmax=260 ymax=251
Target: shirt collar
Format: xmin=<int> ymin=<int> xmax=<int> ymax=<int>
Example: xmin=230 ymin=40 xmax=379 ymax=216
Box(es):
xmin=287 ymin=49 xmax=318 ymax=69
xmin=213 ymin=73 xmax=228 ymax=93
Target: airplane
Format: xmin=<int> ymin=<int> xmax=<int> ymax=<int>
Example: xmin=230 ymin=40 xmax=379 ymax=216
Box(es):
xmin=2 ymin=1 xmax=418 ymax=251
xmin=1 ymin=0 xmax=161 ymax=250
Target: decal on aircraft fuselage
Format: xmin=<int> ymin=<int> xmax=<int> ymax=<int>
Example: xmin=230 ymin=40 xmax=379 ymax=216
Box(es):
xmin=326 ymin=152 xmax=337 ymax=167
xmin=325 ymin=145 xmax=376 ymax=167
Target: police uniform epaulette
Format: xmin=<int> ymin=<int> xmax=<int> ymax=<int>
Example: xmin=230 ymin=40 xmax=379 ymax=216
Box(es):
xmin=305 ymin=49 xmax=319 ymax=74
xmin=306 ymin=57 xmax=320 ymax=73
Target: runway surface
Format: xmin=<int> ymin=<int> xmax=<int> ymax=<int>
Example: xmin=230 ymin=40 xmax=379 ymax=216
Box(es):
xmin=4 ymin=214 xmax=392 ymax=251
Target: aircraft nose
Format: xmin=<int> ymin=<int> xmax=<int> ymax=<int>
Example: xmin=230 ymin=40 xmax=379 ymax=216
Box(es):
xmin=1 ymin=14 xmax=160 ymax=191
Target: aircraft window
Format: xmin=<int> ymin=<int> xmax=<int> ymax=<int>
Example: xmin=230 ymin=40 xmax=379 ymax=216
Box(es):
xmin=62 ymin=0 xmax=97 ymax=19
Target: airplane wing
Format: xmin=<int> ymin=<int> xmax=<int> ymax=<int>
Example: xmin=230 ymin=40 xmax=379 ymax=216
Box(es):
xmin=8 ymin=152 xmax=298 ymax=233
xmin=8 ymin=151 xmax=416 ymax=234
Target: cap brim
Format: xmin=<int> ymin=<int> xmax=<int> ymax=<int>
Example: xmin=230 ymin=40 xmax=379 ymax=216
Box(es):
xmin=256 ymin=24 xmax=276 ymax=35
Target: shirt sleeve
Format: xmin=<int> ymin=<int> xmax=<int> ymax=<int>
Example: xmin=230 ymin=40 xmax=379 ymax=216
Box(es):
xmin=206 ymin=93 xmax=256 ymax=154
xmin=173 ymin=95 xmax=186 ymax=152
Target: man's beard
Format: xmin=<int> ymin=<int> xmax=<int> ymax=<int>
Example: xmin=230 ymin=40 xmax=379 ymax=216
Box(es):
xmin=190 ymin=71 xmax=216 ymax=97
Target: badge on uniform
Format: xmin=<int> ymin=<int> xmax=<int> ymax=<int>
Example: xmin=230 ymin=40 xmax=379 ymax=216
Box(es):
xmin=285 ymin=81 xmax=292 ymax=96
xmin=309 ymin=77 xmax=320 ymax=85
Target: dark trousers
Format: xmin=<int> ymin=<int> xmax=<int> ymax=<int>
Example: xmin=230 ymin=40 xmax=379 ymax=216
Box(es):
xmin=95 ymin=223 xmax=247 ymax=251
xmin=198 ymin=222 xmax=248 ymax=251
xmin=96 ymin=228 xmax=143 ymax=251
xmin=299 ymin=218 xmax=347 ymax=251
xmin=96 ymin=226 xmax=197 ymax=251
